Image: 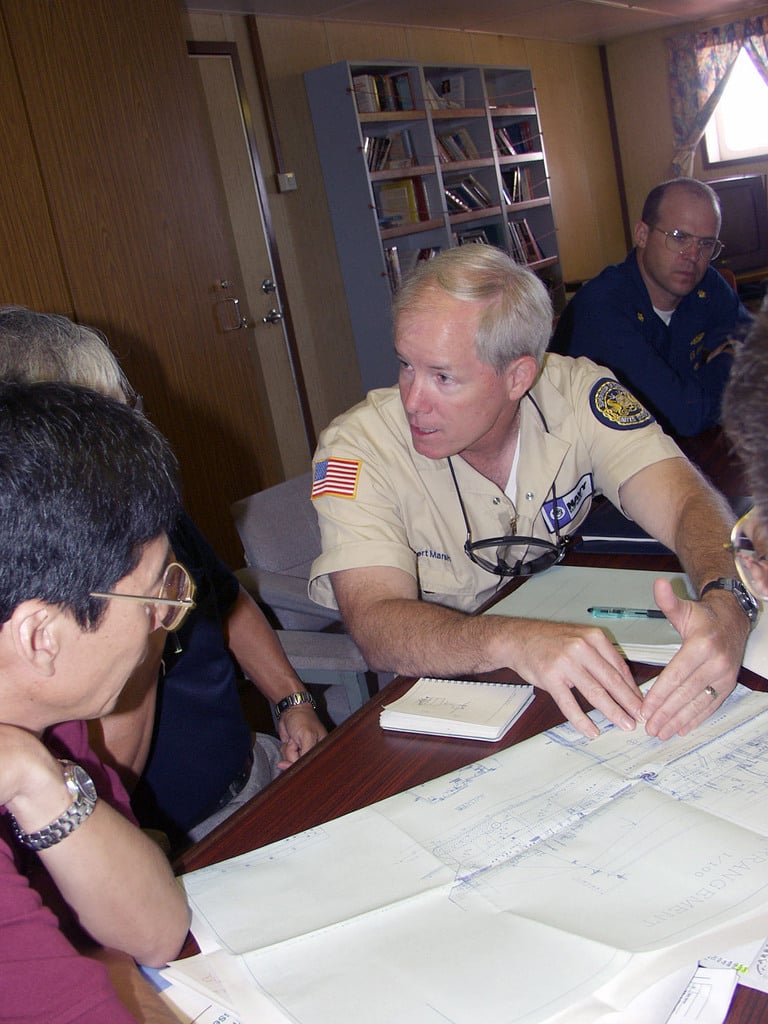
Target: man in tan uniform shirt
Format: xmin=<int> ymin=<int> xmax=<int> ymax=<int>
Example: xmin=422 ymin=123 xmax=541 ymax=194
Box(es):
xmin=310 ymin=246 xmax=751 ymax=742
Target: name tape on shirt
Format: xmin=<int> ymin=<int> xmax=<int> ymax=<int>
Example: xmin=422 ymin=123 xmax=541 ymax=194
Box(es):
xmin=589 ymin=378 xmax=654 ymax=430
xmin=541 ymin=472 xmax=594 ymax=533
xmin=311 ymin=457 xmax=361 ymax=499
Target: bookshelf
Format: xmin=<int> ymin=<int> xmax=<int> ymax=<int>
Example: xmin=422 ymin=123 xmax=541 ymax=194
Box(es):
xmin=304 ymin=61 xmax=563 ymax=393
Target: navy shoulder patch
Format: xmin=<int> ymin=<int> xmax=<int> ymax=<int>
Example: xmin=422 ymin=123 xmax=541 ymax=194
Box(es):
xmin=589 ymin=378 xmax=655 ymax=430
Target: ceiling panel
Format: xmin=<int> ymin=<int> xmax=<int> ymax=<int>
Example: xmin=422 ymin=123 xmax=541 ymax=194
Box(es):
xmin=183 ymin=0 xmax=768 ymax=45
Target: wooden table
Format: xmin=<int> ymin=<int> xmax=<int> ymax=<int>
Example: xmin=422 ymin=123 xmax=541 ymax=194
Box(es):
xmin=176 ymin=435 xmax=767 ymax=1022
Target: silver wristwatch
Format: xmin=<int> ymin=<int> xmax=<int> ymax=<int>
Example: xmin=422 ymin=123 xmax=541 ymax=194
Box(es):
xmin=10 ymin=760 xmax=98 ymax=851
xmin=274 ymin=691 xmax=316 ymax=720
xmin=700 ymin=577 xmax=759 ymax=625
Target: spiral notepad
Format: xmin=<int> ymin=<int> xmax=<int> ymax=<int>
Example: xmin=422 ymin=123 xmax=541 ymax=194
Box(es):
xmin=380 ymin=677 xmax=535 ymax=741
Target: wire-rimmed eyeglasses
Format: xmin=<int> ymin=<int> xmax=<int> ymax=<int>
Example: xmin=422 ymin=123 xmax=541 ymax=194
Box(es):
xmin=724 ymin=507 xmax=768 ymax=602
xmin=653 ymin=227 xmax=724 ymax=262
xmin=447 ymin=457 xmax=568 ymax=578
xmin=90 ymin=560 xmax=197 ymax=631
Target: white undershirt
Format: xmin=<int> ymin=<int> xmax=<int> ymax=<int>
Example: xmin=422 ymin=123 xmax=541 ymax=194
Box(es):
xmin=653 ymin=305 xmax=674 ymax=326
xmin=504 ymin=436 xmax=521 ymax=501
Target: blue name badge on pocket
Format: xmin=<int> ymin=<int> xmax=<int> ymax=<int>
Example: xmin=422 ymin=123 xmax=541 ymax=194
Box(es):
xmin=541 ymin=472 xmax=594 ymax=533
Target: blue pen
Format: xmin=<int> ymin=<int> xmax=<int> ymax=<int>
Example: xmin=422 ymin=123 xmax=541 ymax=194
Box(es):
xmin=588 ymin=606 xmax=666 ymax=619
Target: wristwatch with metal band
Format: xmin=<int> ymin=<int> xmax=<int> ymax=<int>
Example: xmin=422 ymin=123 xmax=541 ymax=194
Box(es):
xmin=10 ymin=760 xmax=98 ymax=851
xmin=274 ymin=691 xmax=316 ymax=720
xmin=700 ymin=577 xmax=759 ymax=625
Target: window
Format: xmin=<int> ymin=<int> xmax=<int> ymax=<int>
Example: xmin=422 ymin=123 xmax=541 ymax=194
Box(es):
xmin=704 ymin=48 xmax=768 ymax=164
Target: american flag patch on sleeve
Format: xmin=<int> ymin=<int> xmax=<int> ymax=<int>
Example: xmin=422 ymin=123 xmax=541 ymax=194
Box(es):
xmin=311 ymin=457 xmax=361 ymax=499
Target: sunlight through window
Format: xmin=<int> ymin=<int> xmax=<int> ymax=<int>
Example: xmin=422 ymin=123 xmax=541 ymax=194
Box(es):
xmin=705 ymin=48 xmax=768 ymax=162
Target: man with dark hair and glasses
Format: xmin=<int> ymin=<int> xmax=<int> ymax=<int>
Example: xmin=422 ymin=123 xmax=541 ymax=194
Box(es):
xmin=310 ymin=245 xmax=752 ymax=742
xmin=722 ymin=299 xmax=768 ymax=607
xmin=0 ymin=380 xmax=190 ymax=1021
xmin=552 ymin=177 xmax=752 ymax=436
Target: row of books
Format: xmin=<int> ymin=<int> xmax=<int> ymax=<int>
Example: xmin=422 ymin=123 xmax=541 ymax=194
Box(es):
xmin=384 ymin=245 xmax=440 ymax=292
xmin=503 ymin=165 xmax=536 ymax=204
xmin=435 ymin=127 xmax=481 ymax=163
xmin=508 ymin=217 xmax=543 ymax=265
xmin=352 ymin=71 xmax=415 ymax=114
xmin=495 ymin=121 xmax=536 ymax=155
xmin=444 ymin=174 xmax=494 ymax=214
xmin=363 ymin=129 xmax=416 ymax=172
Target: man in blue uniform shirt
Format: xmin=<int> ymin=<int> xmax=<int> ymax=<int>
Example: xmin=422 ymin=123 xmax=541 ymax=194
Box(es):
xmin=552 ymin=177 xmax=752 ymax=437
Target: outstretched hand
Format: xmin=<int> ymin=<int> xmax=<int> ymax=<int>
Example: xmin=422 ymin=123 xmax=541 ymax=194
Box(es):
xmin=505 ymin=618 xmax=644 ymax=739
xmin=640 ymin=577 xmax=747 ymax=740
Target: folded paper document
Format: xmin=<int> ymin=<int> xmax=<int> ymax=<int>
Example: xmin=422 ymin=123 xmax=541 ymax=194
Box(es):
xmin=179 ymin=683 xmax=768 ymax=1024
xmin=380 ymin=677 xmax=534 ymax=741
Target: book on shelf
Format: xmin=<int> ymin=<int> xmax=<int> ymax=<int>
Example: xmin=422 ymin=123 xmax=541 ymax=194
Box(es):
xmin=352 ymin=74 xmax=379 ymax=113
xmin=390 ymin=71 xmax=415 ymax=111
xmin=425 ymin=74 xmax=465 ymax=110
xmin=507 ymin=218 xmax=542 ymax=265
xmin=364 ymin=129 xmax=416 ymax=171
xmin=384 ymin=245 xmax=402 ymax=291
xmin=458 ymin=228 xmax=490 ymax=245
xmin=436 ymin=128 xmax=480 ymax=162
xmin=435 ymin=73 xmax=465 ymax=109
xmin=444 ymin=174 xmax=493 ymax=213
xmin=505 ymin=165 xmax=535 ymax=204
xmin=380 ymin=676 xmax=535 ymax=741
xmin=495 ymin=126 xmax=519 ymax=156
xmin=352 ymin=70 xmax=416 ymax=114
xmin=517 ymin=218 xmax=543 ymax=262
xmin=378 ymin=177 xmax=429 ymax=226
xmin=503 ymin=120 xmax=535 ymax=153
xmin=385 ymin=128 xmax=416 ymax=169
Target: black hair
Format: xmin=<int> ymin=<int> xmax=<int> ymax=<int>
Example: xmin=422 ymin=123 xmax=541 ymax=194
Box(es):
xmin=0 ymin=380 xmax=180 ymax=627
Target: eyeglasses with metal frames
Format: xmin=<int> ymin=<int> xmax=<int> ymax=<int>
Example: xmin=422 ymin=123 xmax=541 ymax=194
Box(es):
xmin=724 ymin=507 xmax=768 ymax=602
xmin=90 ymin=560 xmax=197 ymax=631
xmin=653 ymin=227 xmax=724 ymax=262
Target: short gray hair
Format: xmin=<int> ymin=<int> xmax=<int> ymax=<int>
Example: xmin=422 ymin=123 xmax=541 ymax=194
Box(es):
xmin=0 ymin=306 xmax=136 ymax=404
xmin=392 ymin=245 xmax=553 ymax=372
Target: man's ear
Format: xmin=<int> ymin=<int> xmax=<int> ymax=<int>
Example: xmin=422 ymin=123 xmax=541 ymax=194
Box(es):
xmin=504 ymin=354 xmax=539 ymax=401
xmin=634 ymin=219 xmax=649 ymax=250
xmin=11 ymin=602 xmax=62 ymax=676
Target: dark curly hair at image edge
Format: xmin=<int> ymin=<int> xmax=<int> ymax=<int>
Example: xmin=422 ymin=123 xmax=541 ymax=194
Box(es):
xmin=722 ymin=296 xmax=768 ymax=522
xmin=0 ymin=380 xmax=180 ymax=628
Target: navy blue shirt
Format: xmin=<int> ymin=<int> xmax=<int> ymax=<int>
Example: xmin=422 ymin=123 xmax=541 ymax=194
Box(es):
xmin=130 ymin=511 xmax=252 ymax=842
xmin=551 ymin=250 xmax=753 ymax=437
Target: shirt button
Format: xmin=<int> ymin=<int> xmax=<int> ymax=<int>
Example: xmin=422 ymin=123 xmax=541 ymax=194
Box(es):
xmin=525 ymin=492 xmax=534 ymax=501
xmin=492 ymin=497 xmax=501 ymax=505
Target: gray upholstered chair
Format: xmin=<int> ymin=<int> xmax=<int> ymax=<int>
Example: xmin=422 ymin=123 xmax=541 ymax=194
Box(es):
xmin=231 ymin=473 xmax=373 ymax=718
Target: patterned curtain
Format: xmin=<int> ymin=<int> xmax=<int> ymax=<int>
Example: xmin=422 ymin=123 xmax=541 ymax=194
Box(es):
xmin=667 ymin=16 xmax=768 ymax=176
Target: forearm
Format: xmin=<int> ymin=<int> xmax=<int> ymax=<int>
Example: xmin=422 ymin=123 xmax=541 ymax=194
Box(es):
xmin=622 ymin=458 xmax=737 ymax=590
xmin=340 ymin=589 xmax=519 ymax=679
xmin=225 ymin=587 xmax=311 ymax=703
xmin=41 ymin=801 xmax=189 ymax=966
xmin=5 ymin=738 xmax=188 ymax=966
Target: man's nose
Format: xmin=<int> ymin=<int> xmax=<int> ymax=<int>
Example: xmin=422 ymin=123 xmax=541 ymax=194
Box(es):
xmin=402 ymin=376 xmax=430 ymax=414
